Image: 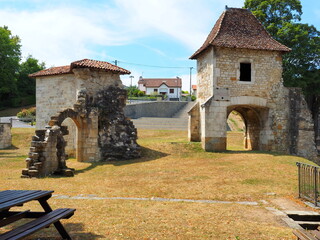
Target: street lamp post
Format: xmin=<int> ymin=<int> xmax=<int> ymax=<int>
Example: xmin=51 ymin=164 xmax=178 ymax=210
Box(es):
xmin=189 ymin=67 xmax=193 ymax=101
xmin=129 ymin=75 xmax=134 ymax=104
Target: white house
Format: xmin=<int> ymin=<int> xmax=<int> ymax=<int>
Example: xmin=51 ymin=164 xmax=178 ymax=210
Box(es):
xmin=138 ymin=77 xmax=182 ymax=100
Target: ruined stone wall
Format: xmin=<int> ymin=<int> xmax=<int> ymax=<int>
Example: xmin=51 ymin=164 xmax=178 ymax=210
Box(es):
xmin=22 ymin=127 xmax=74 ymax=178
xmin=288 ymin=88 xmax=318 ymax=162
xmin=0 ymin=123 xmax=11 ymax=149
xmin=73 ymin=69 xmax=123 ymax=97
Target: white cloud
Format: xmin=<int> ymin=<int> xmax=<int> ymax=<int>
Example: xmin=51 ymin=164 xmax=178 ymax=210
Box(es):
xmin=0 ymin=6 xmax=140 ymax=65
xmin=0 ymin=0 xmax=244 ymax=66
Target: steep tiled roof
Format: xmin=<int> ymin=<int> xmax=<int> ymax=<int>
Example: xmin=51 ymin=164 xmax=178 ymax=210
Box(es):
xmin=190 ymin=8 xmax=291 ymax=59
xmin=29 ymin=59 xmax=130 ymax=78
xmin=139 ymin=78 xmax=182 ymax=88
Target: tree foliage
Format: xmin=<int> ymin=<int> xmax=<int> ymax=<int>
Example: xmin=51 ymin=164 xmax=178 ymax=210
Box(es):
xmin=17 ymin=55 xmax=45 ymax=96
xmin=244 ymin=0 xmax=320 ymax=98
xmin=0 ymin=26 xmax=21 ymax=104
xmin=127 ymin=85 xmax=145 ymax=97
xmin=0 ymin=26 xmax=45 ymax=108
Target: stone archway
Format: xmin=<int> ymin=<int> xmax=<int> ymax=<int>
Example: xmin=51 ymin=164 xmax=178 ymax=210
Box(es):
xmin=22 ymin=86 xmax=141 ymax=178
xmin=227 ymin=105 xmax=266 ymax=151
xmin=48 ymin=108 xmax=92 ymax=162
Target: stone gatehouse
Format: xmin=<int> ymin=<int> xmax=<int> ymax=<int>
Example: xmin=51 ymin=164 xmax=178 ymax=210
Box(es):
xmin=188 ymin=7 xmax=318 ymax=162
xmin=22 ymin=59 xmax=140 ymax=177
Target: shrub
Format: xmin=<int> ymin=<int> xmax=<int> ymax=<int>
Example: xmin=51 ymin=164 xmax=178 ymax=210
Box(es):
xmin=17 ymin=107 xmax=36 ymax=119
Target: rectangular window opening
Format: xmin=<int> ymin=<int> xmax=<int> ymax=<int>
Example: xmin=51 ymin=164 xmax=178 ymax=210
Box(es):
xmin=240 ymin=63 xmax=251 ymax=82
xmin=169 ymin=89 xmax=174 ymax=93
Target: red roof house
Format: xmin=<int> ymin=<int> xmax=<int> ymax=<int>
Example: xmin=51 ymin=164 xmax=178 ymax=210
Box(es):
xmin=138 ymin=77 xmax=182 ymax=100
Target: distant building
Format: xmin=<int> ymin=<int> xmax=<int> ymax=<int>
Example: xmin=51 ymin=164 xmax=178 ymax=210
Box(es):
xmin=192 ymin=85 xmax=197 ymax=96
xmin=138 ymin=77 xmax=182 ymax=100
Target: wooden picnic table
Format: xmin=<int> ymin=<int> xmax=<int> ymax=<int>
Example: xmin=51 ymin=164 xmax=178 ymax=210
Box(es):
xmin=0 ymin=190 xmax=75 ymax=240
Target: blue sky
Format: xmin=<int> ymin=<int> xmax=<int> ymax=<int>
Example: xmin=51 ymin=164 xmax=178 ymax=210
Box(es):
xmin=0 ymin=0 xmax=319 ymax=91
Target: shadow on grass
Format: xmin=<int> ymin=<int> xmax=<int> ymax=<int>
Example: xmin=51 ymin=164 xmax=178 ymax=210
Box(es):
xmin=224 ymin=149 xmax=290 ymax=157
xmin=25 ymin=222 xmax=104 ymax=240
xmin=74 ymin=146 xmax=168 ymax=175
xmin=0 ymin=145 xmax=19 ymax=152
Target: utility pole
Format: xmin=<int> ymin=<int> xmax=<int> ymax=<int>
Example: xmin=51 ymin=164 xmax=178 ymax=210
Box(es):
xmin=129 ymin=75 xmax=134 ymax=87
xmin=113 ymin=60 xmax=118 ymax=66
xmin=189 ymin=67 xmax=193 ymax=100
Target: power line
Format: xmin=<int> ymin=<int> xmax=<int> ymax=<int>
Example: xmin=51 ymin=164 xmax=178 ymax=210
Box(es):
xmin=115 ymin=60 xmax=193 ymax=69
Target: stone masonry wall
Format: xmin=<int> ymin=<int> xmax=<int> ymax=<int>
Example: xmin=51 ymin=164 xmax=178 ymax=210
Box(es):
xmin=36 ymin=74 xmax=78 ymax=129
xmin=36 ymin=69 xmax=123 ymax=130
xmin=192 ymin=46 xmax=319 ymax=162
xmin=0 ymin=123 xmax=11 ymax=149
xmin=214 ymin=47 xmax=283 ymax=99
xmin=196 ymin=46 xmax=283 ymax=104
xmin=196 ymin=48 xmax=214 ymax=103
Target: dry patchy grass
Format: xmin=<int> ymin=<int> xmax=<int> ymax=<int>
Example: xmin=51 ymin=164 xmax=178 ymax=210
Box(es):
xmin=0 ymin=128 xmax=312 ymax=239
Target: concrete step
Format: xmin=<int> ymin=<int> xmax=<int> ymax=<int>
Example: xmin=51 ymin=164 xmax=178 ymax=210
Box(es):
xmin=172 ymin=102 xmax=195 ymax=118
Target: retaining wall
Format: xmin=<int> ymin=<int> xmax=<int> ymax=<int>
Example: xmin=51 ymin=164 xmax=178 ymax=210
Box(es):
xmin=124 ymin=102 xmax=188 ymax=119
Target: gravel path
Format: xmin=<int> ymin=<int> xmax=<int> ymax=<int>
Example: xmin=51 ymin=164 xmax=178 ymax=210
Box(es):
xmin=0 ymin=116 xmax=35 ymax=128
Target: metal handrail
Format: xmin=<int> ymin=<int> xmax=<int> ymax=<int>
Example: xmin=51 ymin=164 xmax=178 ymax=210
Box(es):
xmin=296 ymin=162 xmax=320 ymax=206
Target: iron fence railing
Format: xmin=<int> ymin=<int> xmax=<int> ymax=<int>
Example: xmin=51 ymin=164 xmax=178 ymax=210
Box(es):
xmin=296 ymin=162 xmax=320 ymax=206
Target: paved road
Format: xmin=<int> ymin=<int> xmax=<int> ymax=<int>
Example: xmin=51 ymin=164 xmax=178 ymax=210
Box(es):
xmin=0 ymin=116 xmax=35 ymax=128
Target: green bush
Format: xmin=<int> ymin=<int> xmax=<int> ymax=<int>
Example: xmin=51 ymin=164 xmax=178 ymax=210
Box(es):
xmin=17 ymin=107 xmax=36 ymax=119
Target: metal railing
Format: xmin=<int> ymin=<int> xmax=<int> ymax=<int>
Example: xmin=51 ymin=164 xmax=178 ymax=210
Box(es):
xmin=296 ymin=162 xmax=320 ymax=206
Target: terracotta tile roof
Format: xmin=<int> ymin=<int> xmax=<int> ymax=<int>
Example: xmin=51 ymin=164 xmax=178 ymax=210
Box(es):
xmin=70 ymin=59 xmax=130 ymax=74
xmin=29 ymin=65 xmax=71 ymax=78
xmin=190 ymin=8 xmax=291 ymax=59
xmin=29 ymin=59 xmax=130 ymax=77
xmin=138 ymin=78 xmax=182 ymax=88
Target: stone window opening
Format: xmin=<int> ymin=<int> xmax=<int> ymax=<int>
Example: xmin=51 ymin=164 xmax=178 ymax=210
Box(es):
xmin=170 ymin=89 xmax=174 ymax=94
xmin=240 ymin=63 xmax=251 ymax=82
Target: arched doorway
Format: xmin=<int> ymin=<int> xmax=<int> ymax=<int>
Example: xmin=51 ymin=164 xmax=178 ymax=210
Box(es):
xmin=227 ymin=110 xmax=246 ymax=151
xmin=49 ymin=108 xmax=85 ymax=162
xmin=61 ymin=117 xmax=78 ymax=159
xmin=227 ymin=105 xmax=265 ymax=151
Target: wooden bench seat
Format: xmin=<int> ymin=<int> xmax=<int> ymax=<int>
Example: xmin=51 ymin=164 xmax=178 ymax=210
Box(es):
xmin=0 ymin=208 xmax=75 ymax=240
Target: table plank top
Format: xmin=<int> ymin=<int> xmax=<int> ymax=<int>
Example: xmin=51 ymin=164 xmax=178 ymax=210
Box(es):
xmin=0 ymin=190 xmax=54 ymax=211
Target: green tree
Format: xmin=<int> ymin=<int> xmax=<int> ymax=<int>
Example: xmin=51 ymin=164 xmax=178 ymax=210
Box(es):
xmin=0 ymin=26 xmax=21 ymax=106
xmin=244 ymin=0 xmax=320 ymax=97
xmin=127 ymin=85 xmax=145 ymax=97
xmin=17 ymin=55 xmax=45 ymax=96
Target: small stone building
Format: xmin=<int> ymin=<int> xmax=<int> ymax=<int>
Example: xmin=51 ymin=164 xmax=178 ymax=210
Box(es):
xmin=22 ymin=59 xmax=140 ymax=177
xmin=189 ymin=7 xmax=318 ymax=162
xmin=0 ymin=123 xmax=11 ymax=149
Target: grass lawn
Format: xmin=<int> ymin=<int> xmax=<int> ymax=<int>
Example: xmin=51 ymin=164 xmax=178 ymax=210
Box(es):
xmin=0 ymin=128 xmax=314 ymax=239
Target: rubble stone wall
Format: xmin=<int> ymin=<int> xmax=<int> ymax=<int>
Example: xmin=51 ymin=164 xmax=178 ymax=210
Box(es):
xmin=0 ymin=123 xmax=11 ymax=149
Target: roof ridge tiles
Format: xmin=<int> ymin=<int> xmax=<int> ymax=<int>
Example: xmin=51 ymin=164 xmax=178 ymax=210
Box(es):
xmin=190 ymin=7 xmax=291 ymax=59
xmin=29 ymin=59 xmax=130 ymax=78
